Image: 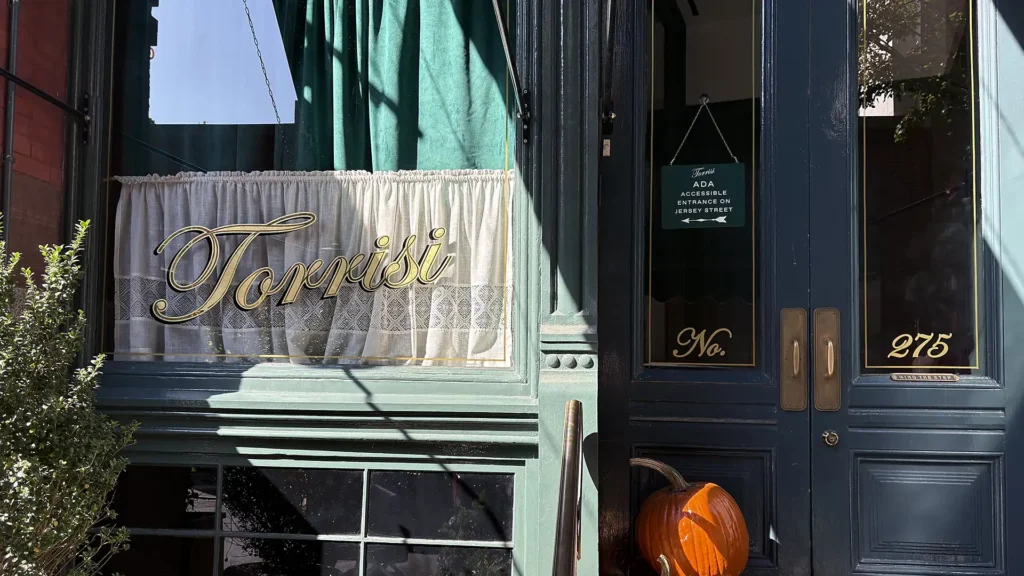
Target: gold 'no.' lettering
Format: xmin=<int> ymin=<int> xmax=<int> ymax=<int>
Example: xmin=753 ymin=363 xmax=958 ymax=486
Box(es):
xmin=151 ymin=212 xmax=456 ymax=324
xmin=672 ymin=327 xmax=733 ymax=359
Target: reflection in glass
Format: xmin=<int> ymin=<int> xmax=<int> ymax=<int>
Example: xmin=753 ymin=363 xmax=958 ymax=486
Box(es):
xmin=102 ymin=536 xmax=214 ymax=576
xmin=110 ymin=465 xmax=217 ymax=530
xmin=102 ymin=0 xmax=515 ymax=367
xmin=367 ymin=472 xmax=514 ymax=542
xmin=221 ymin=538 xmax=359 ymax=576
xmin=859 ymin=0 xmax=980 ymax=372
xmin=6 ymin=0 xmax=69 ymax=276
xmin=222 ymin=467 xmax=363 ymax=535
xmin=646 ymin=0 xmax=762 ymax=366
xmin=365 ymin=545 xmax=511 ymax=576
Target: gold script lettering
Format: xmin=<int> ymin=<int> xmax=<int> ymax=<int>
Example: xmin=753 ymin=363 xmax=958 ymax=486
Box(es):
xmin=672 ymin=327 xmax=732 ymax=359
xmin=152 ymin=212 xmax=455 ymax=324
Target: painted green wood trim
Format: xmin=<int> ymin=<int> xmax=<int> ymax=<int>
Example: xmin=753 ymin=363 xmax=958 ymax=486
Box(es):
xmin=101 ymin=360 xmax=530 ymax=383
xmin=110 ymin=408 xmax=540 ymax=447
xmin=993 ymin=1 xmax=1024 ymax=570
xmin=536 ymin=0 xmax=600 ymax=341
xmin=74 ymin=0 xmax=113 ymax=367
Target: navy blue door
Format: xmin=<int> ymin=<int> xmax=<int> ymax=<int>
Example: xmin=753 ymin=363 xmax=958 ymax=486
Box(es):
xmin=598 ymin=0 xmax=813 ymax=574
xmin=599 ymin=0 xmax=1023 ymax=574
xmin=808 ymin=0 xmax=1021 ymax=574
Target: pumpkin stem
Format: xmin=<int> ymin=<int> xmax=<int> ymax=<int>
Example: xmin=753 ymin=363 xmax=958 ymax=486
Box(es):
xmin=629 ymin=457 xmax=690 ymax=491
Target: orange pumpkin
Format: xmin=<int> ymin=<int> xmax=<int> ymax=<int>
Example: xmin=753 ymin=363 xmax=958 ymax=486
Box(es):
xmin=631 ymin=458 xmax=749 ymax=576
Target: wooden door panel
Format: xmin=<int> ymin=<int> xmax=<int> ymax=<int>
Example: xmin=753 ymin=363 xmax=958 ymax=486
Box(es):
xmin=849 ymin=450 xmax=1003 ymax=573
xmin=631 ymin=442 xmax=777 ymax=575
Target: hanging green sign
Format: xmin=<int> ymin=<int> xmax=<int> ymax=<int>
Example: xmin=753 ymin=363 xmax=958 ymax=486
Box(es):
xmin=661 ymin=163 xmax=746 ymax=229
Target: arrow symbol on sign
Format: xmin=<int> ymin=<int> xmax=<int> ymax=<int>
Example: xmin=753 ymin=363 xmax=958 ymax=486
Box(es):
xmin=681 ymin=216 xmax=728 ymax=224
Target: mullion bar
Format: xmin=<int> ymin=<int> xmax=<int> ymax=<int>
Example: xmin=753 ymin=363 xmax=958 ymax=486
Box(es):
xmin=0 ymin=67 xmax=88 ymax=122
xmin=212 ymin=465 xmax=223 ymax=576
xmin=213 ymin=532 xmax=513 ymax=548
xmin=359 ymin=468 xmax=369 ymax=576
xmin=0 ymin=0 xmax=19 ymax=247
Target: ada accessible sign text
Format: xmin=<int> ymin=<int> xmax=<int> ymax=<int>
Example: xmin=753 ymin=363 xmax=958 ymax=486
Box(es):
xmin=661 ymin=163 xmax=746 ymax=229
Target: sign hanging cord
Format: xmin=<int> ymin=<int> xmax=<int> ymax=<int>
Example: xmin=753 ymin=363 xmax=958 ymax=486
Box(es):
xmin=669 ymin=94 xmax=739 ymax=165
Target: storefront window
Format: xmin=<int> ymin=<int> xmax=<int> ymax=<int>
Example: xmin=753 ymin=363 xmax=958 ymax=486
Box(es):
xmin=858 ymin=0 xmax=982 ymax=374
xmin=645 ymin=0 xmax=762 ymax=367
xmin=105 ymin=464 xmax=516 ymax=576
xmin=222 ymin=467 xmax=363 ymax=535
xmin=366 ymin=471 xmax=514 ymax=541
xmin=102 ymin=0 xmax=515 ymax=366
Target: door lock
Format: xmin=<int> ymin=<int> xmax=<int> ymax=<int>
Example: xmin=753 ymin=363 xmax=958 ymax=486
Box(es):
xmin=822 ymin=430 xmax=839 ymax=447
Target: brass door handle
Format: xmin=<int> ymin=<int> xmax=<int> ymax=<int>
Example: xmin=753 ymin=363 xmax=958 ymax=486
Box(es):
xmin=814 ymin=308 xmax=841 ymax=411
xmin=792 ymin=339 xmax=801 ymax=378
xmin=824 ymin=338 xmax=835 ymax=379
xmin=780 ymin=309 xmax=807 ymax=412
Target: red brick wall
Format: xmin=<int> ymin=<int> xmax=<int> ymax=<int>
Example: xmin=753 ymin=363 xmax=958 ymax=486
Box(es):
xmin=0 ymin=0 xmax=70 ymax=274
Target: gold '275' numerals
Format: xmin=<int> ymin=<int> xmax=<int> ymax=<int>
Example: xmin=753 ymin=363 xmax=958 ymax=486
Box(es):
xmin=888 ymin=333 xmax=952 ymax=359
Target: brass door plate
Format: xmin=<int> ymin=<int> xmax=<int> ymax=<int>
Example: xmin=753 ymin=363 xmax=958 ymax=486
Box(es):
xmin=780 ymin=308 xmax=807 ymax=412
xmin=814 ymin=308 xmax=841 ymax=411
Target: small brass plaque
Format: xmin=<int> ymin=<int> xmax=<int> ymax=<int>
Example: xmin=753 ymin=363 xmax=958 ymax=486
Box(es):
xmin=890 ymin=373 xmax=960 ymax=382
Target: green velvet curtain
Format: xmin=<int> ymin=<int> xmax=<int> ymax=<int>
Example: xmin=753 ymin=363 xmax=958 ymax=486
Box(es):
xmin=272 ymin=0 xmax=512 ymax=171
xmin=114 ymin=0 xmax=513 ymax=175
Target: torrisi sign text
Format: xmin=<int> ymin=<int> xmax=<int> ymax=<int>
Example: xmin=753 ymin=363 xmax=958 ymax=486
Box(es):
xmin=152 ymin=212 xmax=454 ymax=324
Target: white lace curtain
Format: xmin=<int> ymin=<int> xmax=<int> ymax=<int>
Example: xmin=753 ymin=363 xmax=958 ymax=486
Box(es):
xmin=113 ymin=170 xmax=513 ymax=366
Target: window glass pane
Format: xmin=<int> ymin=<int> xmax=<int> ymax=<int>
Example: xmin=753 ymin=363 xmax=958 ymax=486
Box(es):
xmin=367 ymin=472 xmax=513 ymax=541
xmin=103 ymin=0 xmax=516 ymax=367
xmin=858 ymin=0 xmax=981 ymax=373
xmin=221 ymin=538 xmax=359 ymax=575
xmin=3 ymin=0 xmax=69 ymax=279
xmin=110 ymin=465 xmax=217 ymax=530
xmin=102 ymin=536 xmax=214 ymax=576
xmin=645 ymin=0 xmax=762 ymax=367
xmin=365 ymin=544 xmax=512 ymax=576
xmin=222 ymin=467 xmax=363 ymax=535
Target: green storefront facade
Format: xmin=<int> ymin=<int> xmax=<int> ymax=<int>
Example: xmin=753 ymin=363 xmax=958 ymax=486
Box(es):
xmin=2 ymin=0 xmax=1024 ymax=574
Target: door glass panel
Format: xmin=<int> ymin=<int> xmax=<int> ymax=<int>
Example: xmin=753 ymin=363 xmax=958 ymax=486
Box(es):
xmin=646 ymin=0 xmax=763 ymax=367
xmin=859 ymin=0 xmax=982 ymax=374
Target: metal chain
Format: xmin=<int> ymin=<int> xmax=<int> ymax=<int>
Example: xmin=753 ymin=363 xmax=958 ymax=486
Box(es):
xmin=242 ymin=0 xmax=281 ymax=125
xmin=669 ymin=94 xmax=739 ymax=165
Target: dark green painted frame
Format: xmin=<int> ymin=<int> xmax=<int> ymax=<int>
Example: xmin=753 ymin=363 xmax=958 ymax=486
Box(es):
xmin=60 ymin=1 xmax=604 ymax=575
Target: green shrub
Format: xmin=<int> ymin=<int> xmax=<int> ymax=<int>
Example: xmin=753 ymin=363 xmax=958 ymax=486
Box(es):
xmin=0 ymin=218 xmax=137 ymax=576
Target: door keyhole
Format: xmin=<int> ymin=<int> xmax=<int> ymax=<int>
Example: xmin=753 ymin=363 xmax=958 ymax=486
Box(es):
xmin=822 ymin=430 xmax=839 ymax=447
